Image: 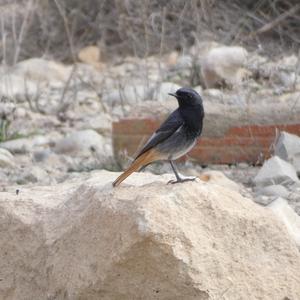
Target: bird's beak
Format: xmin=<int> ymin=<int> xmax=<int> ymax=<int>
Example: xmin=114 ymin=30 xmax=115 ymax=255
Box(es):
xmin=168 ymin=92 xmax=177 ymax=98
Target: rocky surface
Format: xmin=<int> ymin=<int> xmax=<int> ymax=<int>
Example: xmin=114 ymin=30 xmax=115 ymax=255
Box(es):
xmin=1 ymin=171 xmax=300 ymax=300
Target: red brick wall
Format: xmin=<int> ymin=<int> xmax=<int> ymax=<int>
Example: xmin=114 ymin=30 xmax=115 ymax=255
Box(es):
xmin=113 ymin=119 xmax=300 ymax=165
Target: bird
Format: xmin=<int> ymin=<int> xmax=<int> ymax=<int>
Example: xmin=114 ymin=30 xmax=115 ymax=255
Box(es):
xmin=112 ymin=87 xmax=205 ymax=187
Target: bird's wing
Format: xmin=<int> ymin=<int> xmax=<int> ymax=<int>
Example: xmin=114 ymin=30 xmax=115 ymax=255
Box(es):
xmin=135 ymin=109 xmax=184 ymax=159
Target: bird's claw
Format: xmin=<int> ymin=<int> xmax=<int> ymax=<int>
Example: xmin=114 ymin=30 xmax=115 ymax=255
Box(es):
xmin=167 ymin=176 xmax=197 ymax=185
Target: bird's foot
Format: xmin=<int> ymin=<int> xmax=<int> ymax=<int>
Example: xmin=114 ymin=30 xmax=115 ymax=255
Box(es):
xmin=167 ymin=176 xmax=196 ymax=185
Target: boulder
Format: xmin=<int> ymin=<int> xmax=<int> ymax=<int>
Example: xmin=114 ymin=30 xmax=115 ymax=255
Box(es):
xmin=201 ymin=46 xmax=248 ymax=88
xmin=275 ymin=131 xmax=300 ymax=174
xmin=1 ymin=171 xmax=300 ymax=299
xmin=254 ymin=156 xmax=299 ymax=187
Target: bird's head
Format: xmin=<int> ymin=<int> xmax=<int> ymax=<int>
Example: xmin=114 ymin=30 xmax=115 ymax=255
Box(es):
xmin=168 ymin=87 xmax=203 ymax=107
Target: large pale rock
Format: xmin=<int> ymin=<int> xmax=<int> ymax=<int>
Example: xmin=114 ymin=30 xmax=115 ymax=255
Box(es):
xmin=201 ymin=46 xmax=248 ymax=88
xmin=1 ymin=171 xmax=300 ymax=299
xmin=199 ymin=170 xmax=240 ymax=191
xmin=254 ymin=156 xmax=299 ymax=187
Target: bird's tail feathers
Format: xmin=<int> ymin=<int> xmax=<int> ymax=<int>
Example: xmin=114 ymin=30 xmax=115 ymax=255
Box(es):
xmin=112 ymin=149 xmax=159 ymax=187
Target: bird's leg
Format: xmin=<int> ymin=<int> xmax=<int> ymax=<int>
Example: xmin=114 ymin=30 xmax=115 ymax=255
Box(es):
xmin=168 ymin=160 xmax=196 ymax=184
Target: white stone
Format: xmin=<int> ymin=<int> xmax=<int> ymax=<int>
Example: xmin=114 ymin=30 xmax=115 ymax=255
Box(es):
xmin=1 ymin=171 xmax=300 ymax=299
xmin=201 ymin=46 xmax=248 ymax=88
xmin=269 ymin=197 xmax=300 ymax=247
xmin=254 ymin=156 xmax=299 ymax=187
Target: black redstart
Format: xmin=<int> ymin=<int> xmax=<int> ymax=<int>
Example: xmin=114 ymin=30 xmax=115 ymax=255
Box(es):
xmin=113 ymin=87 xmax=204 ymax=187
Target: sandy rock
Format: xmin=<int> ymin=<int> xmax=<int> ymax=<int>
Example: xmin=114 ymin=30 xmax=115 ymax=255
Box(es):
xmin=254 ymin=156 xmax=299 ymax=187
xmin=199 ymin=170 xmax=240 ymax=191
xmin=201 ymin=46 xmax=248 ymax=88
xmin=78 ymin=45 xmax=101 ymax=65
xmin=0 ymin=148 xmax=14 ymax=168
xmin=268 ymin=197 xmax=300 ymax=247
xmin=1 ymin=171 xmax=300 ymax=299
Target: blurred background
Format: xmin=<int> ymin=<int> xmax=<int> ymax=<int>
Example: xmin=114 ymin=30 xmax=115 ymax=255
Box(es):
xmin=0 ymin=0 xmax=300 ymax=201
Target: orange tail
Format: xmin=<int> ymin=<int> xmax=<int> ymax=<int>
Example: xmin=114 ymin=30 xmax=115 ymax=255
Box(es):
xmin=113 ymin=149 xmax=160 ymax=187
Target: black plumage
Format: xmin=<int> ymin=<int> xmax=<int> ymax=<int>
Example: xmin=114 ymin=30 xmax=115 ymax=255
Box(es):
xmin=113 ymin=87 xmax=205 ymax=187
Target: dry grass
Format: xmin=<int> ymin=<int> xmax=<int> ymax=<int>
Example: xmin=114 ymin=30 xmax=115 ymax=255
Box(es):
xmin=0 ymin=0 xmax=300 ymax=64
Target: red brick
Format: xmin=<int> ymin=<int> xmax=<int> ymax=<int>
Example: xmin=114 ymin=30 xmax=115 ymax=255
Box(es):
xmin=113 ymin=118 xmax=300 ymax=165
